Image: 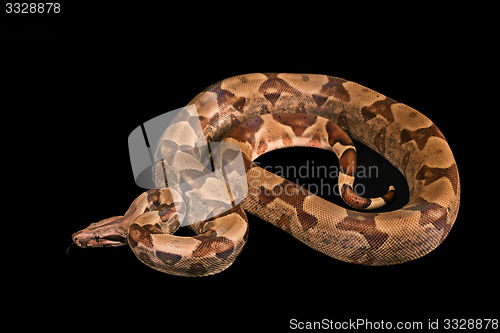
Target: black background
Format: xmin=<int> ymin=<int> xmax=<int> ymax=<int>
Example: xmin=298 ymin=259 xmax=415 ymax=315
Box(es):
xmin=3 ymin=3 xmax=496 ymax=332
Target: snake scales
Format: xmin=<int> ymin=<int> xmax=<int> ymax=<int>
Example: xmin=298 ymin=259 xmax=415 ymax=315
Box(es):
xmin=72 ymin=73 xmax=460 ymax=276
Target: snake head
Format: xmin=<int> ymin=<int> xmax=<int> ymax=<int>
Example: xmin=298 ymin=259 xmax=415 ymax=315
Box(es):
xmin=72 ymin=216 xmax=128 ymax=248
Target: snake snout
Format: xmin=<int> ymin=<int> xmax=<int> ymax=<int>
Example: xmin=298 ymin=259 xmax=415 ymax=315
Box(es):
xmin=72 ymin=231 xmax=89 ymax=248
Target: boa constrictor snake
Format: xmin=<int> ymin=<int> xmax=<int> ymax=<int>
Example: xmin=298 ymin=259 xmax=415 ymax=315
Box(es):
xmin=72 ymin=73 xmax=460 ymax=276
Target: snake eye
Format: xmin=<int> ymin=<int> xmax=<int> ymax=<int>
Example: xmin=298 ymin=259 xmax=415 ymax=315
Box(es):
xmin=95 ymin=235 xmax=100 ymax=242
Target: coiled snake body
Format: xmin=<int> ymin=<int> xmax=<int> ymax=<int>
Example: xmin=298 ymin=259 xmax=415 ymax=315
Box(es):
xmin=73 ymin=73 xmax=460 ymax=276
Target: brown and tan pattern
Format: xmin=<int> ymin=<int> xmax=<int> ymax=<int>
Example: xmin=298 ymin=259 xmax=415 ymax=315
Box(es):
xmin=223 ymin=113 xmax=395 ymax=211
xmin=72 ymin=73 xmax=460 ymax=276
